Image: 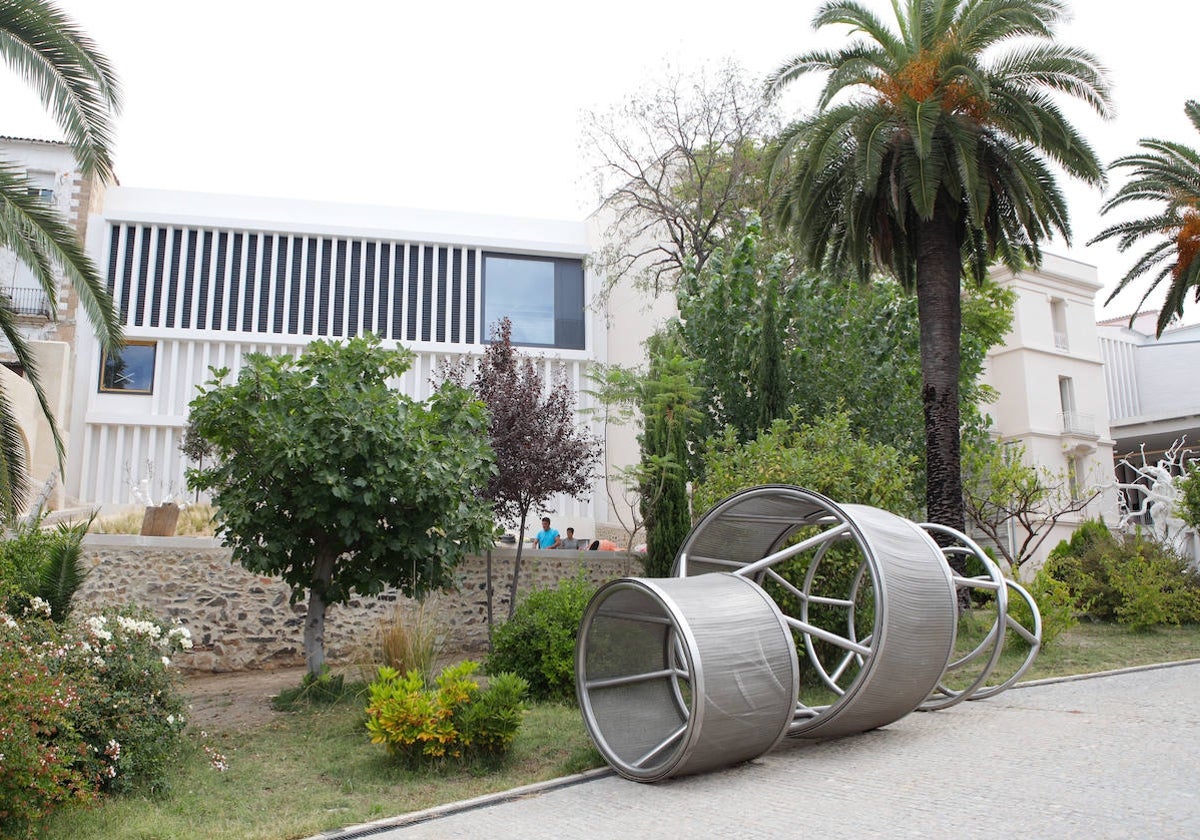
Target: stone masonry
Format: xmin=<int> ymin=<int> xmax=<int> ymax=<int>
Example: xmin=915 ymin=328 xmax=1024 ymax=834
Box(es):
xmin=74 ymin=534 xmax=640 ymax=672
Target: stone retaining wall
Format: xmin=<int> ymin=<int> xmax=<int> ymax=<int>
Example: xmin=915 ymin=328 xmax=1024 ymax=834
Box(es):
xmin=75 ymin=534 xmax=641 ymax=672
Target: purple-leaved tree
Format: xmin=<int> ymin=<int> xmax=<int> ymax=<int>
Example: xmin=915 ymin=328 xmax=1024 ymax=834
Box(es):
xmin=442 ymin=319 xmax=602 ymax=626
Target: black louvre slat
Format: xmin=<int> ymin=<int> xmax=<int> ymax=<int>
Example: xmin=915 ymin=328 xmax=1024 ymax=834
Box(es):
xmin=362 ymin=242 xmax=376 ymax=336
xmin=274 ymin=237 xmax=289 ymax=333
xmin=421 ymin=246 xmax=433 ymax=342
xmin=181 ymin=229 xmax=197 ymax=329
xmin=226 ymin=232 xmax=243 ymax=331
xmin=242 ymin=234 xmax=258 ymax=331
xmin=133 ymin=227 xmax=152 ymax=327
xmin=303 ymin=238 xmax=318 ymax=335
xmin=406 ymin=246 xmax=418 ymax=341
xmin=332 ymin=239 xmax=346 ymax=337
xmin=450 ymin=248 xmax=462 ymax=343
xmin=105 ymin=223 xmax=120 ymax=296
xmin=148 ymin=228 xmax=167 ymax=327
xmin=119 ymin=225 xmax=136 ymax=324
xmin=257 ymin=236 xmax=273 ymax=333
xmin=211 ymin=231 xmax=228 ymax=331
xmin=378 ymin=243 xmax=392 ymax=338
xmin=465 ymin=250 xmax=476 ymax=343
xmin=347 ymin=241 xmax=361 ymax=338
xmin=435 ymin=247 xmax=447 ymax=343
xmin=289 ymin=237 xmax=305 ymax=334
xmin=165 ymin=229 xmax=182 ymax=328
xmin=196 ymin=231 xmax=212 ymax=329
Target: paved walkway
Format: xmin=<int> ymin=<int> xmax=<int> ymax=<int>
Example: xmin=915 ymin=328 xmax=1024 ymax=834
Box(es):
xmin=322 ymin=662 xmax=1200 ymax=839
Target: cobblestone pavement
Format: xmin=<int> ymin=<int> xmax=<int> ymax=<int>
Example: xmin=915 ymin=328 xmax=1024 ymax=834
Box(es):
xmin=322 ymin=662 xmax=1200 ymax=840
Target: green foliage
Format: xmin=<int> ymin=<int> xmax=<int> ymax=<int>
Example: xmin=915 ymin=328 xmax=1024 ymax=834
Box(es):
xmin=638 ymin=333 xmax=700 ymax=577
xmin=0 ymin=513 xmax=92 ymax=622
xmin=1177 ymin=468 xmax=1200 ymax=529
xmin=1092 ymin=100 xmax=1200 ymax=336
xmin=693 ymin=409 xmax=918 ymax=518
xmin=186 ymin=334 xmax=496 ymax=673
xmin=1045 ymin=522 xmax=1200 ymax=630
xmin=273 ymin=668 xmax=350 ymax=710
xmin=1011 ymin=569 xmax=1078 ymax=648
xmin=0 ymin=602 xmax=191 ymax=834
xmin=487 ymin=576 xmax=597 ymax=703
xmin=0 ymin=612 xmax=98 ymax=837
xmin=365 ymin=661 xmax=528 ymax=764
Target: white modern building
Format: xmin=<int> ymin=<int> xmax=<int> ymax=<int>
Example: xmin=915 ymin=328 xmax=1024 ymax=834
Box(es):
xmin=64 ymin=187 xmax=652 ymax=535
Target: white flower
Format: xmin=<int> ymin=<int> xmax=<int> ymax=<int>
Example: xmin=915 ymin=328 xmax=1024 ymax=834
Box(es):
xmin=162 ymin=656 xmax=171 ymax=667
xmin=27 ymin=597 xmax=52 ymax=618
xmin=1 ymin=613 xmax=16 ymax=630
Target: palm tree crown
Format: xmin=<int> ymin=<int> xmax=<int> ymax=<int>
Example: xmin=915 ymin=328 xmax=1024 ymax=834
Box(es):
xmin=766 ymin=0 xmax=1110 ymax=529
xmin=1091 ymin=100 xmax=1200 ymax=337
xmin=0 ymin=0 xmax=123 ymax=517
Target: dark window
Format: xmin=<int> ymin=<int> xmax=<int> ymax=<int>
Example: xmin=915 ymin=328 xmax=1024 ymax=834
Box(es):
xmin=100 ymin=341 xmax=156 ymax=394
xmin=482 ymin=254 xmax=584 ymax=349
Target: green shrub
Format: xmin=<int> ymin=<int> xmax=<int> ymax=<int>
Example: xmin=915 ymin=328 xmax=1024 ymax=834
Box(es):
xmin=0 ymin=609 xmax=99 ymax=837
xmin=66 ymin=605 xmax=192 ymax=794
xmin=365 ymin=660 xmax=527 ymax=763
xmin=0 ymin=514 xmax=92 ymax=623
xmin=1044 ymin=524 xmax=1200 ymax=630
xmin=487 ymin=576 xmax=596 ymax=703
xmin=1011 ymin=568 xmax=1077 ymax=647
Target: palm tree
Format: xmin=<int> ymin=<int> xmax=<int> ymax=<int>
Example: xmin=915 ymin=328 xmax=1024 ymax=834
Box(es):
xmin=765 ymin=0 xmax=1110 ymax=530
xmin=1091 ymin=101 xmax=1200 ymax=337
xmin=0 ymin=0 xmax=123 ymax=518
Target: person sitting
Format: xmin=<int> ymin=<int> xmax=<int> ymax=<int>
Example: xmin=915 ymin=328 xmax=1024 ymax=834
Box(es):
xmin=559 ymin=527 xmax=586 ymax=550
xmin=531 ymin=517 xmax=561 ymax=549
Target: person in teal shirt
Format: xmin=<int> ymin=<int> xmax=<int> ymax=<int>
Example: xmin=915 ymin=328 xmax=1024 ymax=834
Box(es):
xmin=533 ymin=517 xmax=561 ymax=549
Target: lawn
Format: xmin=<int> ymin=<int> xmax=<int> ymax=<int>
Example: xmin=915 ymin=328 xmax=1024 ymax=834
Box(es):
xmin=40 ymin=621 xmax=1200 ymax=840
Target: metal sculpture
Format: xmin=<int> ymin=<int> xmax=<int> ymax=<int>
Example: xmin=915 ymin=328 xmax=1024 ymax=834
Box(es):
xmin=575 ymin=486 xmax=1043 ymax=783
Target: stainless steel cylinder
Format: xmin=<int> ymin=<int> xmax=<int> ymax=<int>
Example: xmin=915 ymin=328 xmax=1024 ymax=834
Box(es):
xmin=576 ymin=573 xmax=798 ymax=782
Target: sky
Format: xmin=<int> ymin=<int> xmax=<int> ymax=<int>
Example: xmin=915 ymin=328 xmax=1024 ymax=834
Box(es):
xmin=3 ymin=0 xmax=1197 ymax=320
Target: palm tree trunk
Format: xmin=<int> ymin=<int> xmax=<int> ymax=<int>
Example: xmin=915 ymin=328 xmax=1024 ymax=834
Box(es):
xmin=915 ymin=200 xmax=965 ymax=534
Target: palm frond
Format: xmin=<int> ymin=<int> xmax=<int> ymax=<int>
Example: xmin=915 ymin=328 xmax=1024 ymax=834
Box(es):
xmin=0 ymin=0 xmax=122 ymax=178
xmin=38 ymin=516 xmax=92 ymax=621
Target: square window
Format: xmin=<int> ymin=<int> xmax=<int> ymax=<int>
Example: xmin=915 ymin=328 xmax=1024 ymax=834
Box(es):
xmin=100 ymin=342 xmax=156 ymax=394
xmin=482 ymin=254 xmax=584 ymax=349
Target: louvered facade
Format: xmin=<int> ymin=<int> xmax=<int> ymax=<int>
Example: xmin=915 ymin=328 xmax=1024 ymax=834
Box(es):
xmin=67 ymin=189 xmax=603 ymax=528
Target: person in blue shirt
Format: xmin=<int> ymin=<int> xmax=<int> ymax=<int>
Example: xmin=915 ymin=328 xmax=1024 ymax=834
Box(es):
xmin=532 ymin=517 xmax=561 ymax=549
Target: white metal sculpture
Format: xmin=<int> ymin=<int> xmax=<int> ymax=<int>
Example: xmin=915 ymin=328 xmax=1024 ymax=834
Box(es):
xmin=1111 ymin=438 xmax=1193 ymax=545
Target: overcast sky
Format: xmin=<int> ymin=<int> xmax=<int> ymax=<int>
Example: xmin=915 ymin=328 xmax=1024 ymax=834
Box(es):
xmin=3 ymin=0 xmax=1197 ymax=319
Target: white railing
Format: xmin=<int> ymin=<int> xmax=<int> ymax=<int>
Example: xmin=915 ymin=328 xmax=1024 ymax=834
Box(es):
xmin=1053 ymin=330 xmax=1069 ymax=351
xmin=1059 ymin=411 xmax=1095 ymax=436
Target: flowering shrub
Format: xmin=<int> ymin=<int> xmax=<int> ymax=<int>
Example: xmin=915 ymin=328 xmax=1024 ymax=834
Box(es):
xmin=365 ymin=660 xmax=528 ymax=764
xmin=0 ymin=607 xmax=98 ymax=837
xmin=65 ymin=605 xmax=192 ymax=794
xmin=0 ymin=602 xmax=192 ymax=833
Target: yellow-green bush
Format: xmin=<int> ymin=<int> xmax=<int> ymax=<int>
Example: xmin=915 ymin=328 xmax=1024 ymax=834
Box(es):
xmin=365 ymin=661 xmax=527 ymax=763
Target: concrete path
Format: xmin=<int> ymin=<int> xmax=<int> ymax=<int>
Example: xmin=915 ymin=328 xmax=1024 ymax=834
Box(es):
xmin=323 ymin=662 xmax=1200 ymax=839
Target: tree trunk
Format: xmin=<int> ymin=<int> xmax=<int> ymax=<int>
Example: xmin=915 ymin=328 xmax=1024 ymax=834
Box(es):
xmin=915 ymin=197 xmax=966 ymax=535
xmin=485 ymin=548 xmax=495 ymax=652
xmin=508 ymin=509 xmax=529 ymax=621
xmin=303 ymin=549 xmax=337 ymax=677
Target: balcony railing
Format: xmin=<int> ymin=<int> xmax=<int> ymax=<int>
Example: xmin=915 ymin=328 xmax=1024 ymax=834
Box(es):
xmin=0 ymin=287 xmax=52 ymax=317
xmin=1059 ymin=410 xmax=1095 ymax=436
xmin=1053 ymin=330 xmax=1069 ymax=351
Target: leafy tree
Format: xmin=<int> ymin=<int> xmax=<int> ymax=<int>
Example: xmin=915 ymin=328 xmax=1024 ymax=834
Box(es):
xmin=186 ymin=334 xmax=496 ymax=677
xmin=584 ymin=60 xmax=779 ymax=295
xmin=961 ymin=435 xmax=1098 ymax=573
xmin=1091 ymin=100 xmax=1200 ymax=336
xmin=1178 ymin=466 xmax=1200 ymax=531
xmin=674 ymin=219 xmax=1013 ymax=495
xmin=638 ymin=333 xmax=700 ymax=577
xmin=0 ymin=0 xmax=124 ymax=517
xmin=694 ymin=409 xmax=918 ymax=518
xmin=765 ymin=0 xmax=1111 ymax=531
xmin=441 ymin=319 xmax=602 ymax=622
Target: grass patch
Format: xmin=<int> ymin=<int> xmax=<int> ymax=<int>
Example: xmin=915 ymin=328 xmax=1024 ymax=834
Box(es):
xmin=90 ymin=503 xmax=217 ymax=536
xmin=40 ymin=622 xmax=1199 ymax=839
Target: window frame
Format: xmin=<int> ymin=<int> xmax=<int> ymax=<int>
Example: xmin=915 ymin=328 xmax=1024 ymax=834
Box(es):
xmin=480 ymin=252 xmax=585 ymax=350
xmin=99 ymin=340 xmax=157 ymax=395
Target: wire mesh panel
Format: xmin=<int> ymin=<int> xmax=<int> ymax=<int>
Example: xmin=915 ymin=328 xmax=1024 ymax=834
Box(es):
xmin=576 ymin=574 xmax=798 ymax=782
xmin=674 ymin=486 xmax=958 ymax=739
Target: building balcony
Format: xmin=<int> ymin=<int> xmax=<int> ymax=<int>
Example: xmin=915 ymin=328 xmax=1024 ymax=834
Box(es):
xmin=1060 ymin=410 xmax=1095 ymax=437
xmin=0 ymin=286 xmax=52 ymax=317
xmin=1053 ymin=330 xmax=1069 ymax=351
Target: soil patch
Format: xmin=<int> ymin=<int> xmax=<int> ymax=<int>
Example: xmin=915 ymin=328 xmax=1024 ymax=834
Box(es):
xmin=182 ymin=666 xmax=308 ymax=732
